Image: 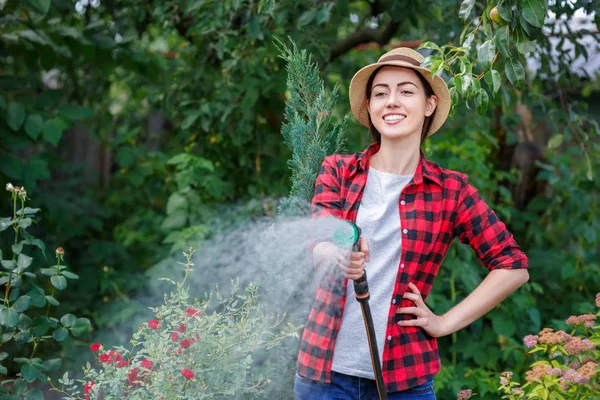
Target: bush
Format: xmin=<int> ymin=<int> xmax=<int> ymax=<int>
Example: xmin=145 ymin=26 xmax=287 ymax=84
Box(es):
xmin=457 ymin=294 xmax=599 ymax=399
xmin=1 ymin=183 xmax=91 ymax=399
xmin=51 ymin=249 xmax=301 ymax=399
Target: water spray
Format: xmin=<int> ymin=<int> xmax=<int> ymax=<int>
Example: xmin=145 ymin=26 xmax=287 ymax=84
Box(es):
xmin=334 ymin=221 xmax=388 ymax=400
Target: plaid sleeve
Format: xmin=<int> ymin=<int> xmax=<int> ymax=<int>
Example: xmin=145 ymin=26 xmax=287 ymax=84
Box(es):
xmin=312 ymin=155 xmax=343 ymax=218
xmin=453 ymin=181 xmax=528 ymax=271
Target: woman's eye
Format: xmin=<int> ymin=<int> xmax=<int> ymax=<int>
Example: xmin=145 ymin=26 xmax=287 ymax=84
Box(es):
xmin=401 ymin=91 xmax=414 ymax=95
xmin=374 ymin=92 xmax=387 ymax=98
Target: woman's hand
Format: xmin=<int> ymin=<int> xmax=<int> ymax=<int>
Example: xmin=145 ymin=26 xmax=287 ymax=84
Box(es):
xmin=313 ymin=237 xmax=370 ymax=280
xmin=396 ymin=282 xmax=448 ymax=338
xmin=336 ymin=237 xmax=370 ymax=280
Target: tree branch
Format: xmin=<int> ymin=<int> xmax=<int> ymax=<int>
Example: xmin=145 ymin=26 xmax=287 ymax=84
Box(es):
xmin=328 ymin=19 xmax=401 ymax=62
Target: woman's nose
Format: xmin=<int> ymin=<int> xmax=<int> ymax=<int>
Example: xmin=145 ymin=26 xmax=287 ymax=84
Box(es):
xmin=386 ymin=93 xmax=400 ymax=107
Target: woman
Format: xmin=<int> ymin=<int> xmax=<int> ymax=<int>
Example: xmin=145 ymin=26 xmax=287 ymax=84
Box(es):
xmin=294 ymin=47 xmax=529 ymax=399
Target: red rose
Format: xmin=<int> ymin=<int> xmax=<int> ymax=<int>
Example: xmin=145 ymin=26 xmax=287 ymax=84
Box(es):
xmin=99 ymin=354 xmax=111 ymax=363
xmin=108 ymin=350 xmax=122 ymax=362
xmin=148 ymin=320 xmax=160 ymax=330
xmin=180 ymin=368 xmax=195 ymax=380
xmin=90 ymin=343 xmax=102 ymax=351
xmin=84 ymin=381 xmax=95 ymax=400
xmin=141 ymin=359 xmax=154 ymax=369
xmin=180 ymin=339 xmax=191 ymax=349
xmin=116 ymin=360 xmax=130 ymax=368
xmin=185 ymin=308 xmax=201 ymax=317
xmin=171 ymin=332 xmax=179 ymax=342
xmin=128 ymin=368 xmax=142 ymax=386
xmin=177 ymin=324 xmax=187 ymax=333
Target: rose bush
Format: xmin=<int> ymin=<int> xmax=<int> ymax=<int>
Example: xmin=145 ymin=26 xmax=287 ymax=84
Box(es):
xmin=51 ymin=249 xmax=301 ymax=399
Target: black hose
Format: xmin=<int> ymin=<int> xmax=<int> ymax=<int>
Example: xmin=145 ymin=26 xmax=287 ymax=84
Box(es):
xmin=352 ymin=230 xmax=388 ymax=400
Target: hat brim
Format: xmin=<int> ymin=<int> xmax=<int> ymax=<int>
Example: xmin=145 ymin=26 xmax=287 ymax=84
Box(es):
xmin=349 ymin=61 xmax=451 ymax=136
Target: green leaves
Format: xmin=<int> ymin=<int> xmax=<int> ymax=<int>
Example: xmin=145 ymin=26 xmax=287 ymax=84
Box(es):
xmin=70 ymin=317 xmax=91 ymax=337
xmin=50 ymin=275 xmax=67 ymax=290
xmin=27 ymin=0 xmax=51 ymax=15
xmin=57 ymin=104 xmax=92 ymax=121
xmin=494 ymin=26 xmax=511 ymax=57
xmin=42 ymin=118 xmax=66 ymax=145
xmin=0 ymin=306 xmax=19 ymax=328
xmin=477 ymin=40 xmax=496 ymax=70
xmin=24 ymin=115 xmax=43 ymax=139
xmin=484 ymin=70 xmax=501 ymax=94
xmin=459 ymin=0 xmax=476 ymax=21
xmin=505 ymin=58 xmax=525 ymax=90
xmin=521 ymin=0 xmax=546 ymax=28
xmin=11 ymin=295 xmax=31 ymax=313
xmin=6 ymin=102 xmax=25 ymax=131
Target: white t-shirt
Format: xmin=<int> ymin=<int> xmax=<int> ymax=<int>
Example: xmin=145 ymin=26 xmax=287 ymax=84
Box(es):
xmin=331 ymin=166 xmax=413 ymax=379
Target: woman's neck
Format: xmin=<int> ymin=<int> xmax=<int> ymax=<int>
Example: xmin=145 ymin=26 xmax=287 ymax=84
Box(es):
xmin=369 ymin=135 xmax=421 ymax=175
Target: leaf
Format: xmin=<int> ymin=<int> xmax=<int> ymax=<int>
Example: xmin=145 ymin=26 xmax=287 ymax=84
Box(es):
xmin=50 ymin=275 xmax=67 ymax=290
xmin=1 ymin=260 xmax=17 ymax=270
xmin=484 ymin=70 xmax=501 ymax=94
xmin=477 ymin=40 xmax=496 ymax=70
xmin=18 ymin=313 xmax=32 ymax=330
xmin=40 ymin=268 xmax=55 ymax=276
xmin=494 ymin=26 xmax=511 ymax=57
xmin=522 ymin=0 xmax=546 ymax=28
xmin=11 ymin=295 xmax=31 ymax=313
xmin=27 ymin=0 xmax=51 ymax=14
xmin=24 ymin=115 xmax=43 ymax=140
xmin=297 ymin=10 xmax=316 ymax=28
xmin=166 ymin=192 xmax=188 ymax=214
xmin=16 ymin=207 xmax=40 ymax=215
xmin=516 ymin=38 xmax=537 ymax=55
xmin=53 ymin=327 xmax=68 ymax=342
xmin=57 ymin=104 xmax=92 ymax=121
xmin=70 ymin=317 xmax=91 ymax=337
xmin=61 ymin=270 xmax=78 ymax=279
xmin=491 ymin=314 xmax=516 ymax=337
xmin=21 ymin=363 xmax=39 ymax=382
xmin=475 ymin=89 xmax=489 ymax=115
xmin=12 ymin=241 xmax=24 ymax=255
xmin=505 ymin=58 xmax=525 ymax=90
xmin=30 ymin=316 xmax=49 ymax=337
xmin=0 ymin=307 xmax=19 ymax=328
xmin=18 ymin=218 xmax=32 ymax=229
xmin=497 ymin=2 xmax=513 ymax=21
xmin=12 ymin=379 xmax=27 ymax=394
xmin=45 ymin=296 xmax=59 ymax=306
xmin=42 ymin=358 xmax=61 ymax=371
xmin=459 ymin=0 xmax=475 ymax=21
xmin=24 ymin=389 xmax=44 ymax=400
xmin=42 ymin=118 xmax=66 ymax=145
xmin=60 ymin=313 xmax=76 ymax=328
xmin=7 ymin=102 xmax=25 ymax=131
xmin=547 ymin=134 xmax=563 ymax=149
xmin=17 ymin=253 xmax=33 ymax=270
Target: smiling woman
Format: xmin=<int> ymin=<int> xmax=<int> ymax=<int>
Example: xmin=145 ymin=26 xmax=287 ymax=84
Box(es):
xmin=294 ymin=47 xmax=529 ymax=400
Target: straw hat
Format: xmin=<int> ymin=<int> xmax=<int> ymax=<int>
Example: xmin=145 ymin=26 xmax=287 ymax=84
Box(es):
xmin=349 ymin=47 xmax=451 ymax=136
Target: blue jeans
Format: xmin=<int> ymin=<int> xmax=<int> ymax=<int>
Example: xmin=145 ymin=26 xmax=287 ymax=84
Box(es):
xmin=294 ymin=371 xmax=436 ymax=400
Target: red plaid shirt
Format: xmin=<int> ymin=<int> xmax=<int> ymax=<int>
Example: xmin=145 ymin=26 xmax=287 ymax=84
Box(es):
xmin=297 ymin=143 xmax=528 ymax=392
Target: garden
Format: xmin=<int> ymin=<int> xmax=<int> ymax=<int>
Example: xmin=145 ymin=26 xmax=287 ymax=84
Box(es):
xmin=1 ymin=0 xmax=599 ymax=399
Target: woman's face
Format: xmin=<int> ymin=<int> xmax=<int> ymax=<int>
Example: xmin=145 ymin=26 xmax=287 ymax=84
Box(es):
xmin=367 ymin=66 xmax=437 ymax=141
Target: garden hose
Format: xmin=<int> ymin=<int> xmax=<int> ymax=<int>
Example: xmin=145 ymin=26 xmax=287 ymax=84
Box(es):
xmin=334 ymin=221 xmax=388 ymax=400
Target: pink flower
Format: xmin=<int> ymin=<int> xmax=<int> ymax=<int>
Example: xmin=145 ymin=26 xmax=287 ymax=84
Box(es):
xmin=180 ymin=339 xmax=191 ymax=349
xmin=171 ymin=332 xmax=180 ymax=342
xmin=181 ymin=368 xmax=195 ymax=379
xmin=108 ymin=350 xmax=122 ymax=362
xmin=457 ymin=389 xmax=472 ymax=400
xmin=141 ymin=359 xmax=154 ymax=369
xmin=148 ymin=320 xmax=160 ymax=330
xmin=523 ymin=334 xmax=539 ymax=348
xmin=185 ymin=308 xmax=201 ymax=317
xmin=90 ymin=343 xmax=102 ymax=351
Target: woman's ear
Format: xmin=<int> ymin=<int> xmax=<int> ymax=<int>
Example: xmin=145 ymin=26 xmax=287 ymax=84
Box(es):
xmin=425 ymin=95 xmax=438 ymax=117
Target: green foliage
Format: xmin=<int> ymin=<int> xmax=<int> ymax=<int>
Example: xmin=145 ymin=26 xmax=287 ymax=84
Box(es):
xmin=51 ymin=249 xmax=300 ymax=399
xmin=0 ymin=185 xmax=90 ymax=396
xmin=277 ymin=39 xmax=347 ymax=217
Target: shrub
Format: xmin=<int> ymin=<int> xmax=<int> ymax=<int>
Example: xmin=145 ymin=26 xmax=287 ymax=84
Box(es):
xmin=457 ymin=294 xmax=600 ymax=399
xmin=51 ymin=249 xmax=301 ymax=399
xmin=1 ymin=183 xmax=91 ymax=399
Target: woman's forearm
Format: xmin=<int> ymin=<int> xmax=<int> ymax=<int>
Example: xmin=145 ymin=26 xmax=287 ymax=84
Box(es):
xmin=440 ymin=268 xmax=529 ymax=336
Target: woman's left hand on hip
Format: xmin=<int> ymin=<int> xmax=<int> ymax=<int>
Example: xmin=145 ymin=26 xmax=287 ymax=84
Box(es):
xmin=396 ymin=282 xmax=448 ymax=338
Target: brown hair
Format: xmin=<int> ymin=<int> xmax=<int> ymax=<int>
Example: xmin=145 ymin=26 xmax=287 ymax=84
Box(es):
xmin=365 ymin=66 xmax=436 ymax=145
